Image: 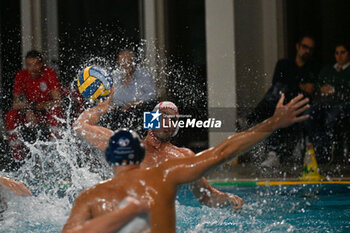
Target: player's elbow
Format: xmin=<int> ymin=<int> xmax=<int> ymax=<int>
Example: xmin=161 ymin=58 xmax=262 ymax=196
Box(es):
xmin=221 ymin=144 xmax=240 ymax=161
xmin=223 ymin=134 xmax=252 ymax=158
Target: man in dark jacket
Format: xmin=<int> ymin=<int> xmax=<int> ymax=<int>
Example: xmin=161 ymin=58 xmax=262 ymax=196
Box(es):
xmin=248 ymin=34 xmax=321 ymax=166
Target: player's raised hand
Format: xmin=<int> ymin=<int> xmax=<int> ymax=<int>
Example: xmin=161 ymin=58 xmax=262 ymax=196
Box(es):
xmin=271 ymin=93 xmax=310 ymax=129
xmin=96 ymin=87 xmax=115 ymax=113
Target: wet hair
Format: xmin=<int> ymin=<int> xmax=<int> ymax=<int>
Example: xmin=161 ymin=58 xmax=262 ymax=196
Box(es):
xmin=334 ymin=42 xmax=350 ymax=52
xmin=118 ymin=49 xmax=134 ymax=56
xmin=117 ymin=46 xmax=137 ymax=59
xmin=117 ymin=48 xmax=136 ymax=66
xmin=25 ymin=50 xmax=43 ymax=62
xmin=297 ymin=33 xmax=315 ymax=44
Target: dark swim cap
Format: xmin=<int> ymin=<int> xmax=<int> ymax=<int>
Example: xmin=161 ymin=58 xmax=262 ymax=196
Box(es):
xmin=105 ymin=129 xmax=145 ymax=165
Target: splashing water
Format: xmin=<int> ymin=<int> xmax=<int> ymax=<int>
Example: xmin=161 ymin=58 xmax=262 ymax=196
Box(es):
xmin=0 ymin=43 xmax=210 ymax=232
xmin=1 ymin=85 xmax=113 ymax=232
xmin=5 ymin=37 xmax=346 ymax=232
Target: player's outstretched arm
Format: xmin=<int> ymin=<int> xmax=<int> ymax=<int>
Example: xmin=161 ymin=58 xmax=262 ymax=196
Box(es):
xmin=0 ymin=176 xmax=32 ymax=196
xmin=73 ymin=88 xmax=114 ymax=151
xmin=62 ymin=195 xmax=149 ymax=233
xmin=164 ymin=94 xmax=309 ymax=185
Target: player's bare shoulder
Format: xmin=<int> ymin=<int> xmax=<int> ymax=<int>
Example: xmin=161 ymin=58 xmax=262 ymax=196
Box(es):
xmin=75 ymin=179 xmax=113 ymax=202
xmin=176 ymin=147 xmax=196 ymax=158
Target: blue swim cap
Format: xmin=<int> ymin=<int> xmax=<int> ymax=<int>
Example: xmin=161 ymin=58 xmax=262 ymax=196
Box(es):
xmin=105 ymin=129 xmax=145 ymax=165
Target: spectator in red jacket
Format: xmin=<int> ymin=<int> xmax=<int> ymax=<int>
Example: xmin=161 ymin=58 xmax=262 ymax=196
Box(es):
xmin=5 ymin=50 xmax=63 ymax=161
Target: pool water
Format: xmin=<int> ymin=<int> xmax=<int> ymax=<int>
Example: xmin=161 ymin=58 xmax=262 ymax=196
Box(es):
xmin=176 ymin=184 xmax=350 ymax=232
xmin=1 ymin=184 xmax=349 ymax=232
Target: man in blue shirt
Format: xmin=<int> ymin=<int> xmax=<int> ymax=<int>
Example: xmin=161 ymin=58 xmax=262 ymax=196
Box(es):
xmin=112 ymin=49 xmax=157 ymax=109
xmin=102 ymin=49 xmax=157 ymax=133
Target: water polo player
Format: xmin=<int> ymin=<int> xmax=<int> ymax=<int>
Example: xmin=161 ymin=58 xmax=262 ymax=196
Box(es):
xmin=75 ymin=92 xmax=243 ymax=210
xmin=62 ymin=129 xmax=151 ymax=233
xmin=66 ymin=91 xmax=310 ymax=232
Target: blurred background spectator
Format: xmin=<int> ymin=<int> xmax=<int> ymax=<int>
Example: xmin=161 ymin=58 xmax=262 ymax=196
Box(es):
xmin=5 ymin=50 xmax=63 ymax=161
xmin=247 ymin=35 xmax=321 ymax=167
xmin=306 ymin=43 xmax=350 ymax=163
xmin=112 ymin=49 xmax=157 ymax=109
xmin=98 ymin=49 xmax=157 ymax=135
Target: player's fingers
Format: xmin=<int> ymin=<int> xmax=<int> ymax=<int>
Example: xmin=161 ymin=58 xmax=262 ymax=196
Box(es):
xmin=11 ymin=185 xmax=22 ymax=195
xmin=289 ymin=94 xmax=304 ymax=105
xmin=277 ymin=93 xmax=285 ymax=107
xmin=13 ymin=184 xmax=23 ymax=194
xmin=294 ymin=104 xmax=310 ymax=116
xmin=293 ymin=97 xmax=309 ymax=109
xmin=19 ymin=185 xmax=32 ymax=196
xmin=294 ymin=114 xmax=310 ymax=123
xmin=230 ymin=195 xmax=243 ymax=209
xmin=13 ymin=183 xmax=31 ymax=196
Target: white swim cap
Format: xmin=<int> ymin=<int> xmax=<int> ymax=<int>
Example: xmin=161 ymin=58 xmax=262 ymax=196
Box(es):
xmin=153 ymin=101 xmax=179 ymax=114
xmin=153 ymin=101 xmax=179 ymax=137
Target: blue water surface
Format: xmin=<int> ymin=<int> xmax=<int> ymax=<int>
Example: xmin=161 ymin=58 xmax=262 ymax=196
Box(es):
xmin=1 ymin=184 xmax=349 ymax=232
xmin=176 ymin=184 xmax=350 ymax=232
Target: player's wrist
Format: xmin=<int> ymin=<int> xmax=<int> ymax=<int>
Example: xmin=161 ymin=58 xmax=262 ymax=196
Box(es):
xmin=266 ymin=116 xmax=280 ymax=131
